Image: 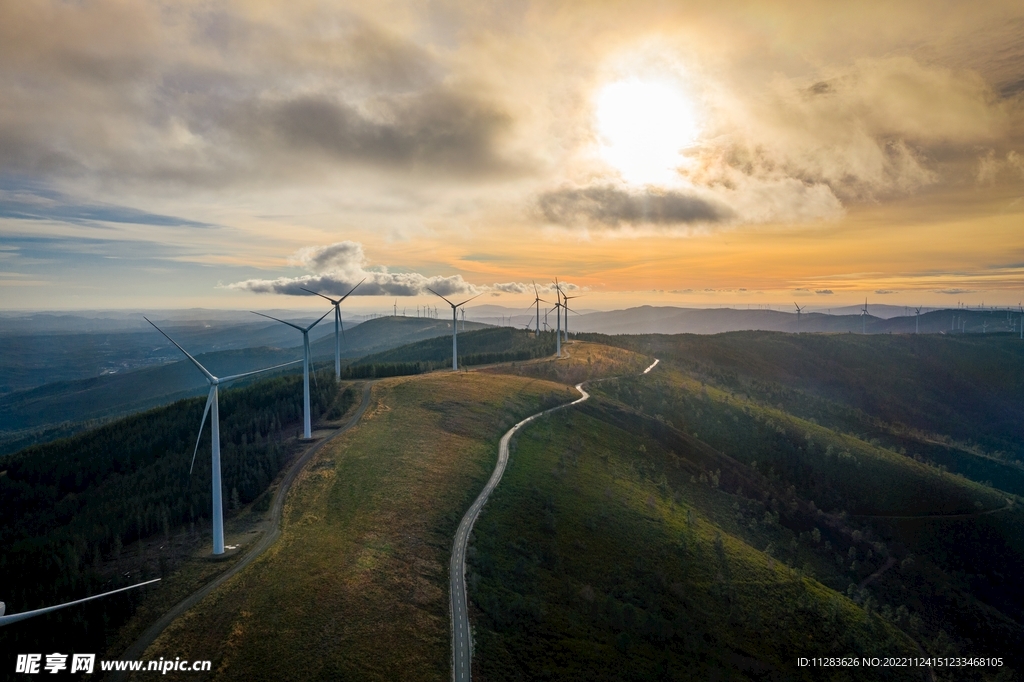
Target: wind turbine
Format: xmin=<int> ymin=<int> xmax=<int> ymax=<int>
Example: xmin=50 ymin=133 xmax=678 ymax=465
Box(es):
xmin=531 ymin=282 xmax=547 ymax=337
xmin=861 ymin=298 xmax=868 ymax=334
xmin=300 ymin=279 xmax=364 ymax=380
xmin=915 ymin=307 xmax=922 ymax=334
xmin=1 ymin=578 xmax=161 ymax=627
xmin=551 ymin=279 xmax=566 ymax=358
xmin=145 ymin=318 xmax=300 ymax=554
xmin=251 ymin=309 xmax=332 ymax=439
xmin=427 ymin=289 xmax=481 ymax=370
xmin=793 ymin=303 xmax=804 ymax=333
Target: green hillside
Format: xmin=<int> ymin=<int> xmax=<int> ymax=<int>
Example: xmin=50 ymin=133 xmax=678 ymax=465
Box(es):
xmin=584 ymin=332 xmax=1024 ymax=495
xmin=470 ymin=403 xmax=919 ymax=681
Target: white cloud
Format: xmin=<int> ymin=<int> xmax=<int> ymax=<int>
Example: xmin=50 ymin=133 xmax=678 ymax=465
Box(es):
xmin=228 ymin=241 xmax=579 ymax=297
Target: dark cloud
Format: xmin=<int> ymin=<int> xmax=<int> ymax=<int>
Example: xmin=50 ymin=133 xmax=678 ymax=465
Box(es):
xmin=537 ymin=185 xmax=731 ymax=227
xmin=815 ymin=289 xmax=834 ymax=294
xmin=254 ymin=87 xmax=513 ymax=175
xmin=0 ymin=4 xmax=519 ymax=188
xmin=935 ymin=288 xmax=976 ymax=294
xmin=874 ymin=289 xmax=899 ymax=294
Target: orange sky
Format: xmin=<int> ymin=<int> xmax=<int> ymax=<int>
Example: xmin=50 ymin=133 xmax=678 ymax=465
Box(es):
xmin=1 ymin=0 xmax=1022 ymax=310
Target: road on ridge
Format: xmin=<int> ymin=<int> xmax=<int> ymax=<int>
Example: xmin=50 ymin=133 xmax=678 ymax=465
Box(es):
xmin=110 ymin=382 xmax=375 ymax=680
xmin=449 ymin=358 xmax=659 ymax=682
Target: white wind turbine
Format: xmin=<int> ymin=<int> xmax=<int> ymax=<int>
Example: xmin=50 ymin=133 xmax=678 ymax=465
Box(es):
xmin=861 ymin=298 xmax=868 ymax=334
xmin=552 ymin=279 xmax=564 ymax=357
xmin=1 ymin=578 xmax=161 ymax=627
xmin=300 ymin=279 xmax=364 ymax=380
xmin=915 ymin=306 xmax=922 ymax=334
xmin=145 ymin=317 xmax=300 ymax=554
xmin=427 ymin=289 xmax=481 ymax=370
xmin=531 ymin=282 xmax=547 ymax=337
xmin=251 ymin=309 xmax=332 ymax=439
xmin=793 ymin=303 xmax=804 ymax=334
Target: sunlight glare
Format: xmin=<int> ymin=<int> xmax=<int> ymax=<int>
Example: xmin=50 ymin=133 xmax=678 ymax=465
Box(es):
xmin=595 ymin=79 xmax=700 ymax=187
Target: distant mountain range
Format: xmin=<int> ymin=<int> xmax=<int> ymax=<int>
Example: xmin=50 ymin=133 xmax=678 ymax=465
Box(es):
xmin=472 ymin=305 xmax=1018 ymax=336
xmin=0 ymin=316 xmax=488 ymax=452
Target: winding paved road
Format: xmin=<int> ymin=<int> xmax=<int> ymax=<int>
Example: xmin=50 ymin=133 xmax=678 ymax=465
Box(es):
xmin=449 ymin=358 xmax=660 ymax=682
xmin=110 ymin=382 xmax=375 ymax=680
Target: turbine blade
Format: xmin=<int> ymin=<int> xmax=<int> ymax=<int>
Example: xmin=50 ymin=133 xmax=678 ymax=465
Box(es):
xmin=303 ymin=307 xmax=333 ymax=332
xmin=426 ymin=288 xmax=455 ymax=307
xmin=338 ymin=308 xmax=346 ymax=341
xmin=190 ymin=387 xmax=215 ymax=475
xmin=454 ymin=293 xmax=482 ymax=308
xmin=251 ymin=311 xmax=304 ymax=331
xmin=144 ymin=317 xmax=216 ymax=383
xmin=338 ymin=278 xmax=365 ymax=302
xmin=299 ymin=287 xmax=340 ymax=305
xmin=218 ymin=359 xmax=302 ymax=384
xmin=0 ymin=579 xmax=161 ymax=627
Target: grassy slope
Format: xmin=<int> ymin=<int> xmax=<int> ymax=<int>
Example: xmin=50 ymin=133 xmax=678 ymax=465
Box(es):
xmin=469 ymin=401 xmax=917 ymax=682
xmin=589 ymin=361 xmax=1024 ymax=674
xmin=134 ymin=371 xmax=570 ymax=681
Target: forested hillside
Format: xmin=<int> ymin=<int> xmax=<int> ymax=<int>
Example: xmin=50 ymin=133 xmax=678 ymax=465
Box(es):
xmin=0 ymin=371 xmax=352 ymax=659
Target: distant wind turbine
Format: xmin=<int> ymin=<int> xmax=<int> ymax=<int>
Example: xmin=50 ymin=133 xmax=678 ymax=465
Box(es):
xmin=251 ymin=309 xmax=332 ymax=439
xmin=427 ymin=289 xmax=481 ymax=370
xmin=562 ymin=291 xmax=582 ymax=341
xmin=145 ymin=317 xmax=300 ymax=554
xmin=861 ymin=298 xmax=868 ymax=334
xmin=1 ymin=578 xmax=161 ymax=627
xmin=552 ymin=279 xmax=564 ymax=357
xmin=793 ymin=303 xmax=804 ymax=334
xmin=915 ymin=307 xmax=921 ymax=334
xmin=531 ymin=282 xmax=546 ymax=337
xmin=300 ymin=279 xmax=364 ymax=380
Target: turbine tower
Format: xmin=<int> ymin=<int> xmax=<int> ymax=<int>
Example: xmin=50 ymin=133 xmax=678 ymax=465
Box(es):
xmin=300 ymin=279 xmax=364 ymax=380
xmin=427 ymin=289 xmax=481 ymax=370
xmin=552 ymin=279 xmax=564 ymax=358
xmin=793 ymin=303 xmax=804 ymax=333
xmin=251 ymin=309 xmax=331 ymax=439
xmin=145 ymin=317 xmax=299 ymax=554
xmin=861 ymin=298 xmax=868 ymax=334
xmin=915 ymin=306 xmax=922 ymax=334
xmin=1 ymin=578 xmax=161 ymax=627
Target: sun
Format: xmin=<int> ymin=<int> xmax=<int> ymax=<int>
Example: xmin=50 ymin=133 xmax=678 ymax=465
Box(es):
xmin=594 ymin=78 xmax=700 ymax=187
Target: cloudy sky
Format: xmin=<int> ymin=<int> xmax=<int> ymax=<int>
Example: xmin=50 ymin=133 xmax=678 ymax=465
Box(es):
xmin=2 ymin=0 xmax=1023 ymax=311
